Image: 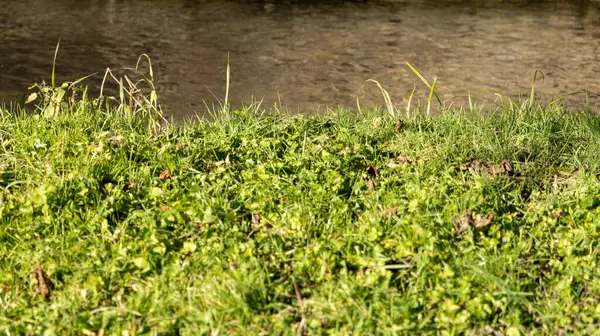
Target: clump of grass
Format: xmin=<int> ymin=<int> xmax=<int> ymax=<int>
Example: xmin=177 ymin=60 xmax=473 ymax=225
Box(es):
xmin=98 ymin=53 xmax=166 ymax=133
xmin=2 ymin=64 xmax=600 ymax=334
xmin=24 ymin=42 xmax=165 ymax=133
xmin=406 ymin=61 xmax=442 ymax=116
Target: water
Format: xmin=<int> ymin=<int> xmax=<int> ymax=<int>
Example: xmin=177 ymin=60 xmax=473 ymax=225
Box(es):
xmin=1 ymin=0 xmax=600 ymax=118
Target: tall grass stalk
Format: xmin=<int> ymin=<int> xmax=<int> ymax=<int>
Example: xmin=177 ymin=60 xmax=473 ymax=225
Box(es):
xmin=224 ymin=52 xmax=230 ymax=114
xmin=427 ymin=78 xmax=437 ymax=116
xmin=51 ymin=40 xmax=60 ymax=88
xmin=359 ymin=79 xmax=395 ymax=117
xmin=406 ymin=61 xmax=442 ymax=112
xmin=406 ymin=85 xmax=416 ymax=117
xmin=529 ymin=70 xmax=544 ymax=109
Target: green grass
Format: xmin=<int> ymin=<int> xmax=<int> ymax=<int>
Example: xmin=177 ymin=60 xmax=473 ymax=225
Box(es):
xmin=2 ymin=87 xmax=600 ymax=335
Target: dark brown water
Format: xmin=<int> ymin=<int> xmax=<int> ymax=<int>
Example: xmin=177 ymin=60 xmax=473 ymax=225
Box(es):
xmin=1 ymin=0 xmax=600 ymax=117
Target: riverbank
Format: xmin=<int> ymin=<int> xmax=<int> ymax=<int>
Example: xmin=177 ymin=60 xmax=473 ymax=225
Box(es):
xmin=2 ymin=96 xmax=600 ymax=334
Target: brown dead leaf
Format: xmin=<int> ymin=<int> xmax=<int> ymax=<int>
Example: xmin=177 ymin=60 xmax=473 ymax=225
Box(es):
xmin=127 ymin=180 xmax=138 ymax=190
xmin=455 ymin=210 xmax=494 ymax=233
xmin=467 ymin=325 xmax=503 ymax=336
xmin=483 ymin=325 xmax=503 ymax=336
xmin=490 ymin=160 xmax=514 ymax=176
xmin=501 ymin=159 xmax=513 ymax=175
xmin=474 ymin=213 xmax=493 ymax=228
xmin=463 ymin=159 xmax=492 ymax=175
xmin=159 ymin=168 xmax=173 ymax=180
xmin=251 ymin=214 xmax=272 ymax=231
xmin=465 ymin=159 xmax=514 ymax=177
xmin=367 ymin=179 xmax=375 ymax=191
xmin=394 ymin=119 xmax=402 ymax=135
xmin=455 ymin=209 xmax=473 ymax=235
xmin=465 ymin=160 xmax=481 ymax=171
xmin=366 ymin=166 xmax=379 ymax=178
xmin=396 ymin=156 xmax=414 ymax=164
xmin=34 ymin=266 xmax=54 ymax=300
xmin=455 ymin=221 xmax=470 ymax=235
xmin=384 ymin=206 xmax=399 ymax=214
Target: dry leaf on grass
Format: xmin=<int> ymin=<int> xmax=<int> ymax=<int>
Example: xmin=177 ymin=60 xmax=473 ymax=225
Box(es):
xmin=491 ymin=160 xmax=514 ymax=175
xmin=396 ymin=156 xmax=414 ymax=164
xmin=34 ymin=266 xmax=54 ymax=300
xmin=501 ymin=159 xmax=513 ymax=175
xmin=127 ymin=180 xmax=139 ymax=191
xmin=467 ymin=325 xmax=503 ymax=336
xmin=474 ymin=213 xmax=493 ymax=228
xmin=465 ymin=159 xmax=514 ymax=177
xmin=367 ymin=179 xmax=375 ymax=191
xmin=464 ymin=160 xmax=481 ymax=172
xmin=365 ymin=166 xmax=378 ymax=191
xmin=384 ymin=206 xmax=399 ymax=214
xmin=159 ymin=168 xmax=173 ymax=180
xmin=394 ymin=119 xmax=402 ymax=135
xmin=483 ymin=325 xmax=503 ymax=336
xmin=251 ymin=214 xmax=272 ymax=231
xmin=366 ymin=166 xmax=379 ymax=178
xmin=455 ymin=209 xmax=474 ymax=234
xmin=455 ymin=209 xmax=493 ymax=234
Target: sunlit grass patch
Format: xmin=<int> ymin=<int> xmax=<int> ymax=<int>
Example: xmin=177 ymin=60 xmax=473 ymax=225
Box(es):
xmin=2 ymin=66 xmax=600 ymax=334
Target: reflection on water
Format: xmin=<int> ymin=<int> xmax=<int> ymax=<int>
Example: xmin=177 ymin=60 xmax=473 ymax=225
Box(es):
xmin=1 ymin=0 xmax=599 ymax=117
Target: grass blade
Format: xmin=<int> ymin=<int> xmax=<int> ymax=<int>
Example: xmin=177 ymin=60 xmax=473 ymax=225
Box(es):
xmin=545 ymin=91 xmax=580 ymax=109
xmin=406 ymin=62 xmax=442 ymax=107
xmin=359 ymin=79 xmax=395 ymax=117
xmin=406 ymin=84 xmax=416 ymax=117
xmin=427 ymin=78 xmax=437 ymax=116
xmin=529 ymin=70 xmax=544 ymax=109
xmin=225 ymin=52 xmax=230 ymax=113
xmin=51 ymin=39 xmax=61 ymax=88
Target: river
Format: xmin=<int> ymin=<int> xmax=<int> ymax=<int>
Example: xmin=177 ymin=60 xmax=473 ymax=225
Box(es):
xmin=1 ymin=0 xmax=599 ymax=117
